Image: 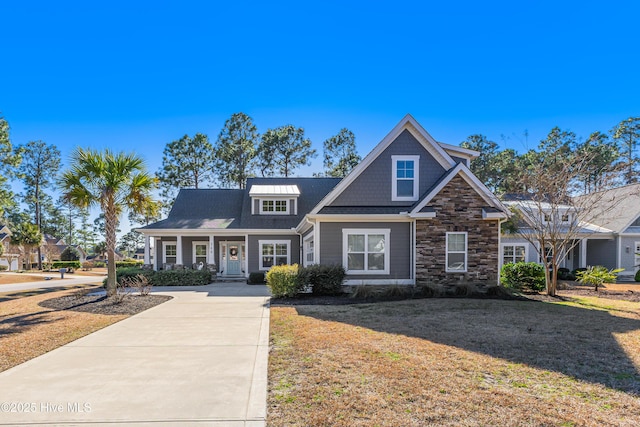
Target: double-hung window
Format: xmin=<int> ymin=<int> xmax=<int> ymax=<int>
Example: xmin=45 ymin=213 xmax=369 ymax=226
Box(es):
xmin=304 ymin=236 xmax=314 ymax=266
xmin=502 ymin=244 xmax=526 ymax=266
xmin=342 ymin=229 xmax=390 ymax=274
xmin=446 ymin=232 xmax=467 ymax=272
xmin=259 ymin=240 xmax=290 ymax=270
xmin=392 ymin=155 xmax=419 ymax=201
xmin=163 ymin=241 xmax=177 ymax=265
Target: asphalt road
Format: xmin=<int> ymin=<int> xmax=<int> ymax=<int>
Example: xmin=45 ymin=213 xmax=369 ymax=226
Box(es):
xmin=0 ymin=273 xmax=104 ymax=293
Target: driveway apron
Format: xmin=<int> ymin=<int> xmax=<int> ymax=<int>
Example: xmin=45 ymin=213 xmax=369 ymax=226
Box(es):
xmin=0 ymin=283 xmax=271 ymax=426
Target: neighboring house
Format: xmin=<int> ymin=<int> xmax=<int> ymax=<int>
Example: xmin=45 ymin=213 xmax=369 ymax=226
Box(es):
xmin=133 ymin=248 xmax=146 ymax=261
xmin=42 ymin=234 xmax=88 ymax=264
xmin=0 ymin=224 xmax=20 ymax=271
xmin=138 ymin=114 xmax=508 ymax=286
xmin=500 ymin=184 xmax=640 ymax=280
xmin=86 ymin=251 xmax=125 ymax=263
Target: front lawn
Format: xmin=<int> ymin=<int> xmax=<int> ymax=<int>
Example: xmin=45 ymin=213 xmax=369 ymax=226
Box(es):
xmin=269 ymin=296 xmax=640 ymax=426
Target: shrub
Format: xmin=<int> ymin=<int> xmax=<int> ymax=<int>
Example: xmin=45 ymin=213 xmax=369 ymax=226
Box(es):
xmin=60 ymin=246 xmax=80 ymax=261
xmin=0 ymin=265 xmax=7 ymax=271
xmin=266 ymin=264 xmax=301 ymax=297
xmin=571 ymin=268 xmax=587 ymax=279
xmin=247 ymin=272 xmax=266 ymax=285
xmin=299 ymin=264 xmax=346 ymax=296
xmin=94 ymin=261 xmax=106 ymax=268
xmin=116 ymin=261 xmax=143 ymax=268
xmin=500 ymin=262 xmax=546 ymax=292
xmin=152 ymin=269 xmax=211 ymax=286
xmin=557 ymin=267 xmax=575 ymax=280
xmin=52 ymin=261 xmax=82 ymax=270
xmin=109 ymin=268 xmax=211 ymax=287
xmin=636 ymin=269 xmax=640 ymax=283
xmin=82 ymin=261 xmax=93 ymax=271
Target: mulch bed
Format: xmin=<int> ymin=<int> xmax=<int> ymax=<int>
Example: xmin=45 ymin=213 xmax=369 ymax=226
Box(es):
xmin=39 ymin=293 xmax=172 ymax=315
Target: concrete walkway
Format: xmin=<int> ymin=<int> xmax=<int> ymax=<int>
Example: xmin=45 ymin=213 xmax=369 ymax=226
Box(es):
xmin=0 ymin=283 xmax=271 ymax=426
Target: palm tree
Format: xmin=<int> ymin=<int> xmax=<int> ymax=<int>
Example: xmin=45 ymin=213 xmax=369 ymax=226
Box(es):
xmin=60 ymin=148 xmax=156 ymax=296
xmin=10 ymin=222 xmax=43 ymax=270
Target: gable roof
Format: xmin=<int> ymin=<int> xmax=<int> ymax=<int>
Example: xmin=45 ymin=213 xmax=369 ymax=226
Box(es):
xmin=310 ymin=114 xmax=461 ymax=215
xmin=576 ymin=183 xmax=640 ymax=233
xmin=410 ymin=162 xmax=507 ymax=215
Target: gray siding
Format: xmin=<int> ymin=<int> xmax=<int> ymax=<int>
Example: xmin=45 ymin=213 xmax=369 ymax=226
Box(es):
xmin=330 ymin=129 xmax=447 ymax=207
xmin=587 ymin=239 xmax=617 ymax=269
xmin=619 ymin=236 xmax=640 ymax=273
xmin=319 ymin=222 xmax=411 ymax=280
xmin=247 ymin=234 xmax=300 ymax=273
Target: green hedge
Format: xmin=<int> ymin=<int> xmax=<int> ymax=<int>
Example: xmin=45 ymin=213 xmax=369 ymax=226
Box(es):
xmin=0 ymin=265 xmax=7 ymax=271
xmin=500 ymin=262 xmax=546 ymax=292
xmin=115 ymin=261 xmax=144 ymax=268
xmin=109 ymin=267 xmax=212 ymax=287
xmin=299 ymin=264 xmax=346 ymax=296
xmin=247 ymin=272 xmax=266 ymax=284
xmin=635 ymin=269 xmax=640 ymax=283
xmin=52 ymin=261 xmax=82 ymax=270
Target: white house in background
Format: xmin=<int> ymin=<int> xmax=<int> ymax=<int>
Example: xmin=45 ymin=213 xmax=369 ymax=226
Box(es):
xmin=500 ymin=184 xmax=640 ymax=281
xmin=0 ymin=224 xmax=19 ymax=271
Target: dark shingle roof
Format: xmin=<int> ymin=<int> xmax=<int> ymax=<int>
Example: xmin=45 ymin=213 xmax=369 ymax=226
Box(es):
xmin=140 ymin=178 xmax=342 ymax=231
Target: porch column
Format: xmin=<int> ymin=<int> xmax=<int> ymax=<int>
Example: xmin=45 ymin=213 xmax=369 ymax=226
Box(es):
xmin=208 ymin=235 xmax=214 ymax=265
xmin=153 ymin=237 xmax=159 ymax=271
xmin=144 ymin=235 xmax=150 ymax=264
xmin=176 ymin=235 xmax=183 ymax=266
xmin=580 ymin=238 xmax=588 ymax=268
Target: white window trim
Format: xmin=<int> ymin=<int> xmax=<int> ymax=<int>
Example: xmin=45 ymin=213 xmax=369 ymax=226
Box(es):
xmin=500 ymin=243 xmax=528 ymax=267
xmin=162 ymin=241 xmax=177 ymax=265
xmin=446 ymin=232 xmax=468 ymax=273
xmin=392 ymin=155 xmax=420 ymax=202
xmin=258 ymin=240 xmax=291 ymax=270
xmin=259 ymin=198 xmax=290 ymax=215
xmin=342 ymin=228 xmax=391 ymax=275
xmin=303 ymin=234 xmax=315 ymax=267
xmin=192 ymin=241 xmax=208 ymax=265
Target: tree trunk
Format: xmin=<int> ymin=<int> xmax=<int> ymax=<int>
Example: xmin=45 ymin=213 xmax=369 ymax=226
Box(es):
xmin=104 ymin=201 xmax=118 ymax=297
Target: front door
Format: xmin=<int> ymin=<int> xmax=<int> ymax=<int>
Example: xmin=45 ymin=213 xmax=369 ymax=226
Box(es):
xmin=635 ymin=242 xmax=640 ymax=275
xmin=219 ymin=241 xmax=245 ymax=276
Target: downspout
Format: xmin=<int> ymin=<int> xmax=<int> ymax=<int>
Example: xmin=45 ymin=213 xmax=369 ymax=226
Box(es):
xmin=498 ymin=218 xmax=507 ymax=286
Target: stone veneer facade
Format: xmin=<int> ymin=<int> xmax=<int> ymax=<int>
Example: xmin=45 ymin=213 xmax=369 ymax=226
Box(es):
xmin=415 ymin=175 xmax=500 ymax=285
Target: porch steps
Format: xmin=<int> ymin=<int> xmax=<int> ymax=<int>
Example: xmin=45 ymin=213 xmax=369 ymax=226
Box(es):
xmin=215 ymin=277 xmax=247 ymax=283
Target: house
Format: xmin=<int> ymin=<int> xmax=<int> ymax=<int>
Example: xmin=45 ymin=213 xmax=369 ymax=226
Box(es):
xmin=138 ymin=114 xmax=508 ymax=286
xmin=0 ymin=224 xmax=20 ymax=271
xmin=500 ymin=184 xmax=640 ymax=280
xmin=42 ymin=234 xmax=88 ymax=264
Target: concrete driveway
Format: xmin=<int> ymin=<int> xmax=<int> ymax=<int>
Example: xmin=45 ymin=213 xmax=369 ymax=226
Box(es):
xmin=0 ymin=283 xmax=271 ymax=426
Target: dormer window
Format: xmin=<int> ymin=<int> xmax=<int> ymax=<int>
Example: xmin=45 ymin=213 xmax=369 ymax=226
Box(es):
xmin=249 ymin=184 xmax=300 ymax=215
xmin=392 ymin=155 xmax=420 ymax=201
xmin=261 ymin=199 xmax=289 ymax=214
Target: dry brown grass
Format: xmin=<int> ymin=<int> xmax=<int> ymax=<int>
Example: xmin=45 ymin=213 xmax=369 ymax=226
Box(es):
xmin=269 ymin=296 xmax=640 ymax=426
xmin=0 ymin=285 xmax=149 ymax=372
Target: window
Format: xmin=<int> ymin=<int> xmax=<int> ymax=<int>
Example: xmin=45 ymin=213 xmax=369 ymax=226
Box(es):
xmin=304 ymin=236 xmax=314 ymax=266
xmin=342 ymin=229 xmax=390 ymax=274
xmin=192 ymin=242 xmax=208 ymax=265
xmin=561 ymin=214 xmax=569 ymax=222
xmin=260 ymin=199 xmax=289 ymax=214
xmin=446 ymin=232 xmax=467 ymax=272
xmin=502 ymin=244 xmax=526 ymax=265
xmin=163 ymin=241 xmax=177 ymax=265
xmin=259 ymin=240 xmax=290 ymax=270
xmin=544 ymin=214 xmax=551 ymax=222
xmin=392 ymin=155 xmax=419 ymax=201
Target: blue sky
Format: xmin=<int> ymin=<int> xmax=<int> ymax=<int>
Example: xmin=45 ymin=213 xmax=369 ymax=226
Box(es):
xmin=2 ymin=0 xmax=639 ymax=183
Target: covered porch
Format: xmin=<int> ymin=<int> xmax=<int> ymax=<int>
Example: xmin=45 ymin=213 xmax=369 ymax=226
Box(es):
xmin=141 ymin=234 xmax=248 ymax=278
